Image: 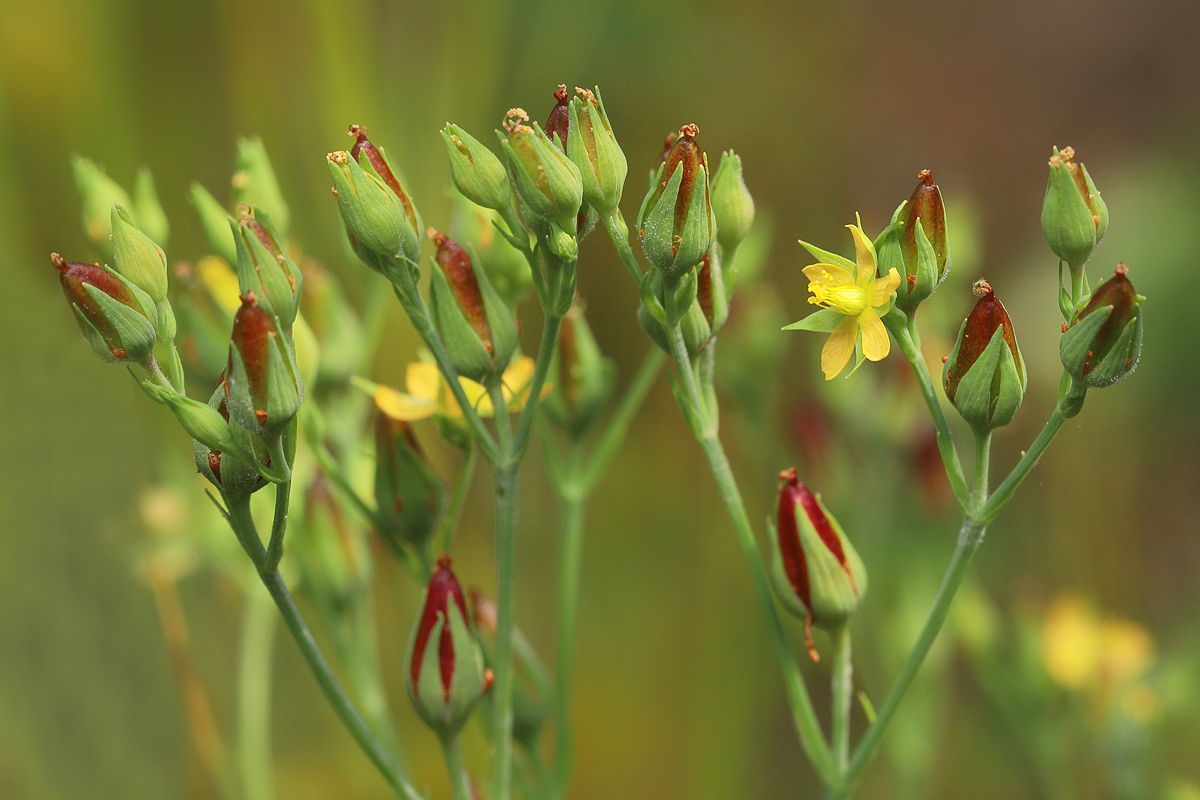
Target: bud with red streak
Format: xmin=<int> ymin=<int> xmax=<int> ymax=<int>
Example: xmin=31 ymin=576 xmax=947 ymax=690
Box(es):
xmin=1060 ymin=263 xmax=1143 ymax=388
xmin=874 ymin=169 xmax=951 ymax=312
xmin=769 ymin=468 xmax=868 ymax=660
xmin=230 ymin=204 xmax=303 ymax=329
xmin=943 ymin=280 xmax=1026 ymax=431
xmin=405 ymin=556 xmax=489 ymax=739
xmin=1041 ymin=145 xmax=1108 ymax=270
xmin=349 ymin=124 xmax=423 ymax=262
xmin=225 ymin=292 xmax=303 ymax=437
xmin=53 ymin=253 xmax=158 ymax=364
xmin=374 ymin=413 xmax=446 ymax=554
xmin=566 ymin=86 xmax=628 ymax=214
xmin=426 ymin=229 xmax=518 ymax=383
xmin=637 ymin=124 xmax=715 ymax=280
xmin=497 ymin=106 xmax=583 ymax=235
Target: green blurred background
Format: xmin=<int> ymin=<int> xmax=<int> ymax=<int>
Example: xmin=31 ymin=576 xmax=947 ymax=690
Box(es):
xmin=2 ymin=0 xmax=1199 ymax=798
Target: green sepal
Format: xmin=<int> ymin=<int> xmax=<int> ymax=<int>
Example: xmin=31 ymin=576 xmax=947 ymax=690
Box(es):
xmin=189 ymin=183 xmax=238 ymax=265
xmin=946 ymin=325 xmax=1025 ymax=431
xmin=671 ymin=160 xmax=714 ymax=276
xmin=329 ymin=153 xmax=404 ymax=270
xmin=797 ymin=494 xmax=867 ymax=629
xmin=441 ymin=124 xmax=512 ymax=212
xmin=356 ymin=148 xmax=422 ymax=264
xmin=798 ymin=239 xmax=857 ymax=274
xmin=782 ymin=308 xmax=844 ymax=333
xmin=1059 ymin=305 xmax=1110 ymax=379
xmin=567 ymin=88 xmax=627 ymax=214
xmin=111 ymin=204 xmax=168 ymax=304
xmin=1041 ymin=146 xmax=1097 ymax=269
xmin=638 ymin=163 xmax=684 ymax=275
xmin=80 ymin=279 xmax=157 ymax=363
xmin=427 ymin=262 xmax=493 ymax=383
xmin=1086 ymin=314 xmax=1141 ymax=388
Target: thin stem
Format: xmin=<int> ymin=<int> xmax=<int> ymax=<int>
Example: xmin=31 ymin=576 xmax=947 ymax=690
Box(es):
xmin=601 ymin=208 xmax=643 ymax=284
xmin=841 ymin=517 xmax=987 ymax=791
xmin=512 ymin=312 xmax=565 ymax=463
xmin=897 ymin=318 xmax=970 ymax=507
xmin=333 ymin=596 xmax=404 ymax=763
xmin=552 ymin=444 xmax=587 ymax=797
xmin=829 ymin=625 xmax=853 ymax=772
xmin=437 ymin=443 xmax=478 ymax=555
xmin=263 ymin=478 xmax=291 ymax=576
xmin=224 ymin=497 xmax=425 ymax=800
xmin=971 ymin=430 xmax=993 ymax=512
xmin=981 ymin=406 xmax=1068 ymax=523
xmin=442 ymin=736 xmax=475 ymax=800
xmin=489 ymin=460 xmax=519 ymax=800
xmin=579 ymin=347 xmax=665 ymax=492
xmin=237 ymin=582 xmax=277 ymax=800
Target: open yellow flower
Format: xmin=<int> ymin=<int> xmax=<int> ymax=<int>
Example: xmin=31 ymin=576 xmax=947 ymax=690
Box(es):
xmin=372 ymin=355 xmax=544 ymax=422
xmin=802 ymin=225 xmax=900 ymax=380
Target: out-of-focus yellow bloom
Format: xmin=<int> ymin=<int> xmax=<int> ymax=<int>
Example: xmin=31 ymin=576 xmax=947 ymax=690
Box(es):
xmin=196 ymin=255 xmax=241 ymax=316
xmin=373 ymin=356 xmax=544 ymax=422
xmin=1041 ymin=594 xmax=1154 ymax=691
xmin=802 ymin=225 xmax=900 ymax=380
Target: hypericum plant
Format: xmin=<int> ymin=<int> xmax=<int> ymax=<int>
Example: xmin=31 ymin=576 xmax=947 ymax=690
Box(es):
xmin=52 ymin=84 xmax=1143 ymax=800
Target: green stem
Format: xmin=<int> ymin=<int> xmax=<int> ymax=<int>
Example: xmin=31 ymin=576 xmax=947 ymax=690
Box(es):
xmin=601 ymin=208 xmax=643 ymax=284
xmin=840 ymin=516 xmax=987 ymax=792
xmin=829 ymin=625 xmax=853 ymax=771
xmin=263 ymin=477 xmax=291 ymax=576
xmin=897 ymin=318 xmax=970 ymax=507
xmin=971 ymin=430 xmax=992 ymax=512
xmin=237 ymin=583 xmax=277 ymax=800
xmin=224 ymin=497 xmax=425 ymax=800
xmin=512 ymin=312 xmax=565 ymax=463
xmin=337 ymin=597 xmax=404 ymax=763
xmin=580 ymin=347 xmax=665 ymax=492
xmin=980 ymin=405 xmax=1068 ymax=523
xmin=441 ymin=735 xmax=474 ymax=800
xmin=552 ymin=444 xmax=586 ymax=797
xmin=488 ymin=378 xmax=519 ymax=800
xmin=437 ymin=443 xmax=478 ymax=555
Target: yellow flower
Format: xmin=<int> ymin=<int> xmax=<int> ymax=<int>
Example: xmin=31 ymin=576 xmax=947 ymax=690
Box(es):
xmin=802 ymin=225 xmax=900 ymax=380
xmin=372 ymin=355 xmax=544 ymax=422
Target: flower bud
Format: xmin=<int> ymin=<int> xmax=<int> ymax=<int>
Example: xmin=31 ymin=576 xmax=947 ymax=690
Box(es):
xmin=497 ymin=108 xmax=583 ymax=233
xmin=637 ymin=124 xmax=715 ymax=280
xmin=876 ymin=170 xmax=950 ymax=312
xmin=427 ymin=229 xmax=519 ymax=383
xmin=110 ymin=205 xmax=169 ymax=323
xmin=374 ymin=414 xmax=446 ymax=553
xmin=769 ymin=468 xmax=867 ymax=657
xmin=230 ymin=205 xmax=303 ymax=329
xmin=70 ymin=154 xmax=133 ymax=251
xmin=637 ymin=254 xmax=728 ymax=358
xmin=710 ymin=150 xmax=754 ymax=257
xmin=53 ymin=254 xmax=158 ymax=364
xmin=349 ymin=125 xmax=423 ymax=264
xmin=189 ymin=183 xmax=239 ymax=266
xmin=545 ymin=303 xmax=616 ymax=437
xmin=566 ymin=86 xmax=627 ymax=214
xmin=1060 ymin=263 xmax=1143 ymax=388
xmin=225 ymin=293 xmax=303 ymax=437
xmin=441 ymin=123 xmax=512 ymax=211
xmin=192 ymin=377 xmax=271 ymax=499
xmin=232 ymin=136 xmax=290 ymax=238
xmin=943 ymin=280 xmax=1027 ymax=431
xmin=1041 ymin=146 xmax=1108 ymax=270
xmin=470 ymin=589 xmax=547 ymax=745
xmin=328 ymin=149 xmax=406 ymax=274
xmin=405 ymin=556 xmax=489 ymax=739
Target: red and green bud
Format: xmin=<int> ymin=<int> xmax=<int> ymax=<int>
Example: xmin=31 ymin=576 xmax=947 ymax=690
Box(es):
xmin=545 ymin=84 xmax=571 ymax=151
xmin=349 ymin=125 xmax=423 ymax=263
xmin=225 ymin=293 xmax=303 ymax=437
xmin=769 ymin=468 xmax=868 ymax=658
xmin=440 ymin=123 xmax=512 ymax=212
xmin=374 ymin=414 xmax=446 ymax=554
xmin=1041 ymin=146 xmax=1108 ymax=270
xmin=637 ymin=124 xmax=716 ymax=280
xmin=232 ymin=136 xmax=290 ymax=239
xmin=405 ymin=556 xmax=490 ymax=739
xmin=497 ymin=108 xmax=583 ymax=235
xmin=230 ymin=205 xmax=303 ymax=330
xmin=943 ymin=280 xmax=1027 ymax=431
xmin=54 ymin=253 xmax=158 ymax=364
xmin=426 ymin=229 xmax=519 ymax=383
xmin=191 ymin=377 xmax=271 ymax=499
xmin=470 ymin=589 xmax=548 ymax=746
xmin=545 ymin=303 xmax=616 ymax=438
xmin=327 ymin=149 xmax=408 ymax=277
xmin=1060 ymin=263 xmax=1143 ymax=388
xmin=566 ymin=86 xmax=627 ymax=214
xmin=875 ymin=170 xmax=950 ymax=312
xmin=710 ymin=150 xmax=755 ymax=259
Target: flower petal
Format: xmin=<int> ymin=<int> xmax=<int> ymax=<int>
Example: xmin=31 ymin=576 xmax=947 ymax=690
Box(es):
xmin=803 ymin=263 xmax=855 ymax=287
xmin=375 ymin=385 xmax=435 ymax=421
xmin=858 ymin=307 xmax=890 ymax=361
xmin=867 ymin=268 xmax=902 ymax=307
xmin=846 ymin=224 xmax=877 ymax=285
xmin=821 ymin=316 xmax=858 ymax=380
xmin=406 ymin=362 xmax=442 ymax=403
xmin=501 ymin=356 xmax=536 ymax=398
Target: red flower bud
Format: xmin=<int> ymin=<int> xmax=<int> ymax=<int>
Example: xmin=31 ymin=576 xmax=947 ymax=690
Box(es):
xmin=944 ymin=280 xmax=1021 ymax=402
xmin=1060 ymin=263 xmax=1143 ymax=387
xmin=545 ymin=84 xmax=570 ymax=151
xmin=901 ymin=169 xmax=948 ymax=278
xmin=53 ymin=253 xmax=157 ymax=363
xmin=412 ymin=556 xmax=469 ymax=702
xmin=942 ymin=280 xmax=1027 ymax=431
xmin=226 ymin=292 xmax=301 ymax=435
xmin=348 ymin=124 xmax=422 ymax=255
xmin=429 ymin=228 xmax=493 ymax=354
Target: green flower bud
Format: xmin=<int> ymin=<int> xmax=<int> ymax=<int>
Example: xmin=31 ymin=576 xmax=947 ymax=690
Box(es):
xmin=545 ymin=303 xmax=616 ymax=438
xmin=70 ymin=154 xmax=132 ymax=252
xmin=637 ymin=255 xmax=727 ymax=357
xmin=1060 ymin=263 xmax=1143 ymax=388
xmin=110 ymin=205 xmax=168 ymax=312
xmin=232 ymin=136 xmax=290 ymax=238
xmin=53 ymin=254 xmax=157 ymax=364
xmin=328 ymin=149 xmax=405 ymax=274
xmin=943 ymin=280 xmax=1027 ymax=432
xmin=1041 ymin=146 xmax=1108 ymax=270
xmin=470 ymin=589 xmax=548 ymax=746
xmin=299 ymin=260 xmax=367 ymax=385
xmin=427 ymin=229 xmax=519 ymax=383
xmin=497 ymin=108 xmax=583 ymax=233
xmin=188 ymin=183 xmax=239 ymax=266
xmin=769 ymin=468 xmax=867 ymax=659
xmin=441 ymin=124 xmax=512 ymax=211
xmin=876 ymin=170 xmax=950 ymax=312
xmin=191 ymin=378 xmax=271 ymax=499
xmin=448 ymin=193 xmax=531 ymax=307
xmin=566 ymin=86 xmax=627 ymax=215
xmin=349 ymin=125 xmax=423 ymax=264
xmin=637 ymin=124 xmax=715 ymax=280
xmin=405 ymin=556 xmax=490 ymax=739
xmin=374 ymin=414 xmax=446 ymax=554
xmin=225 ymin=293 xmax=303 ymax=438
xmin=710 ymin=150 xmax=754 ymax=256
xmin=230 ymin=205 xmax=303 ymax=330
xmin=132 ymin=167 xmax=170 ymax=248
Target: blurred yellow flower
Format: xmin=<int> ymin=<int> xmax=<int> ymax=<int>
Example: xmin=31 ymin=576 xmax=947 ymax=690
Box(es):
xmin=373 ymin=355 xmax=544 ymax=422
xmin=1041 ymin=593 xmax=1154 ymax=691
xmin=802 ymin=225 xmax=900 ymax=380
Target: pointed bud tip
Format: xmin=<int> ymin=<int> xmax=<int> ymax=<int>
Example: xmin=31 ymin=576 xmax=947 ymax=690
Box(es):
xmin=348 ymin=123 xmax=367 ymax=139
xmin=328 ymin=150 xmax=348 ymax=164
xmin=1114 ymin=262 xmax=1129 ymax=277
xmin=50 ymin=252 xmax=67 ymax=270
xmin=427 ymin=227 xmax=447 ymax=246
xmin=679 ymin=123 xmax=699 ymax=140
xmin=917 ymin=168 xmax=933 ymax=186
xmin=240 ymin=291 xmax=258 ymax=307
xmin=575 ymin=86 xmax=596 ymax=104
xmin=435 ymin=553 xmax=453 ymax=572
xmin=503 ymin=108 xmax=530 ymax=134
xmin=778 ymin=466 xmax=798 ymax=488
xmin=972 ymin=278 xmax=993 ymax=297
xmin=554 ymin=84 xmax=568 ymax=103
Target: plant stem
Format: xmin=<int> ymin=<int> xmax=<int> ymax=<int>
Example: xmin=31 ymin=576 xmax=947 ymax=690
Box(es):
xmin=829 ymin=625 xmax=853 ymax=771
xmin=442 ymin=735 xmax=475 ymax=800
xmin=263 ymin=477 xmax=291 ymax=576
xmin=512 ymin=313 xmax=565 ymax=462
xmin=237 ymin=581 xmax=277 ymax=800
xmin=971 ymin=430 xmax=992 ymax=511
xmin=897 ymin=317 xmax=970 ymax=508
xmin=602 ymin=209 xmax=644 ymax=284
xmin=552 ymin=444 xmax=586 ymax=797
xmin=980 ymin=404 xmax=1069 ymax=523
xmin=579 ymin=347 xmax=665 ymax=492
xmin=436 ymin=443 xmax=478 ymax=555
